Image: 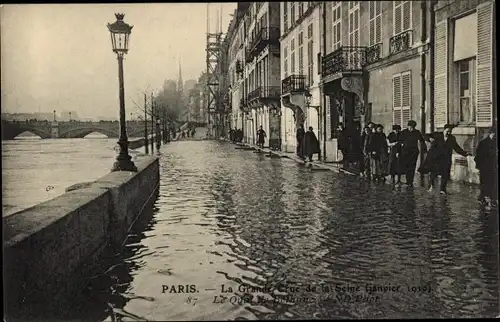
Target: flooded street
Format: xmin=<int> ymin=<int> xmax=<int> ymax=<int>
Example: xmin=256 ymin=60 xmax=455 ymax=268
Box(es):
xmin=68 ymin=140 xmax=498 ymax=320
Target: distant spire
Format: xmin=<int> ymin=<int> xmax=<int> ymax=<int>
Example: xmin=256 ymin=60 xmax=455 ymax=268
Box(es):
xmin=177 ymin=57 xmax=183 ymax=94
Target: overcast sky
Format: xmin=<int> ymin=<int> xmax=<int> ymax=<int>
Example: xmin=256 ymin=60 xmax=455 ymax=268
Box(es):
xmin=1 ymin=3 xmax=236 ymax=119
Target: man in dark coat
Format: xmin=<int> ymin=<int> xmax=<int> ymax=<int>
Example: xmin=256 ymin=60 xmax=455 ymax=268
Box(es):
xmin=304 ymin=126 xmax=320 ymax=162
xmin=257 ymin=125 xmax=266 ymax=148
xmin=475 ymin=128 xmax=497 ymax=204
xmin=337 ymin=123 xmax=351 ymax=167
xmin=296 ymin=125 xmax=306 ymax=160
xmin=229 ymin=128 xmax=235 ymax=142
xmin=399 ymin=120 xmax=427 ymax=187
xmin=436 ymin=124 xmax=471 ymax=194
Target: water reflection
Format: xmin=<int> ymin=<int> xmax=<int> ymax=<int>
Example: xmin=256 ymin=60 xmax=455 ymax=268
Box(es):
xmin=56 ymin=141 xmax=497 ymax=320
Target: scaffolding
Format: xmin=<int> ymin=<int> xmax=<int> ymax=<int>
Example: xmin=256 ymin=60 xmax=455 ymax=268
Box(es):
xmin=205 ymin=4 xmax=223 ymax=138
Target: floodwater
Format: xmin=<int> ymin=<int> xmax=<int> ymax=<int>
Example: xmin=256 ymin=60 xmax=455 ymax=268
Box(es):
xmin=65 ymin=140 xmax=498 ymax=320
xmin=1 ymin=134 xmax=143 ymax=217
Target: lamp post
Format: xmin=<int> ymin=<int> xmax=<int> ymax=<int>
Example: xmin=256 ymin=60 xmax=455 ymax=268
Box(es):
xmin=156 ymin=119 xmax=161 ymax=151
xmin=107 ymin=13 xmax=137 ymax=172
xmin=53 ymin=110 xmax=56 ymax=122
xmin=69 ymin=112 xmax=72 ymax=122
xmin=144 ymin=93 xmax=149 ymax=154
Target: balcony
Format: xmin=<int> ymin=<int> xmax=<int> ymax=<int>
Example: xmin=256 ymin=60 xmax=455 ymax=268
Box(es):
xmin=281 ymin=75 xmax=306 ymax=95
xmin=248 ymin=26 xmax=280 ymax=57
xmin=365 ymin=43 xmax=382 ymax=65
xmin=321 ymin=46 xmax=366 ymax=79
xmin=389 ymin=30 xmax=413 ymax=55
xmin=247 ymin=86 xmax=281 ymax=105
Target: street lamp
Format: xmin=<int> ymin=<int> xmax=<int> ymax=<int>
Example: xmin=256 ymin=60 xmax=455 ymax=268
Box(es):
xmin=156 ymin=119 xmax=161 ymax=151
xmin=69 ymin=112 xmax=72 ymax=122
xmin=107 ymin=13 xmax=137 ymax=172
xmin=53 ymin=110 xmax=56 ymax=122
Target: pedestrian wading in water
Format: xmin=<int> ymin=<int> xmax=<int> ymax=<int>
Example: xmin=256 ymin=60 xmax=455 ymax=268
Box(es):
xmin=419 ymin=124 xmax=471 ymax=195
xmin=360 ymin=124 xmax=373 ymax=179
xmin=399 ymin=120 xmax=427 ymax=187
xmin=475 ymin=127 xmax=497 ymax=206
xmin=366 ymin=124 xmax=388 ymax=182
xmin=296 ymin=125 xmax=306 ymax=160
xmin=303 ymin=126 xmax=320 ymax=162
xmin=418 ymin=132 xmax=446 ymax=192
xmin=257 ymin=125 xmax=266 ymax=148
xmin=337 ymin=123 xmax=351 ymax=167
xmin=387 ymin=124 xmax=403 ymax=185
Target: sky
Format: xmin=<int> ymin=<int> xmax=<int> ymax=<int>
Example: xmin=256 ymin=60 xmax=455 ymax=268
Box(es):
xmin=1 ymin=3 xmax=236 ymax=119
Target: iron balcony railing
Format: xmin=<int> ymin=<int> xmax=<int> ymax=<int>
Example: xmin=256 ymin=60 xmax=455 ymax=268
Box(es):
xmin=248 ymin=86 xmax=281 ymax=103
xmin=321 ymin=46 xmax=366 ymax=78
xmin=389 ymin=30 xmax=413 ymax=55
xmin=249 ymin=26 xmax=280 ymax=57
xmin=366 ymin=43 xmax=383 ymax=65
xmin=281 ymin=75 xmax=306 ymax=95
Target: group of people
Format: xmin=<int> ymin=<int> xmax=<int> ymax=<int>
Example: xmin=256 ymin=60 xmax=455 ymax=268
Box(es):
xmin=337 ymin=120 xmax=497 ymax=205
xmin=229 ymin=128 xmax=244 ymax=143
xmin=179 ymin=127 xmax=196 ymax=139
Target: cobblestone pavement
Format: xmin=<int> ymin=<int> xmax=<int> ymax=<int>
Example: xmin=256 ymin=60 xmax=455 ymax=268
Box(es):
xmin=67 ymin=140 xmax=498 ymax=320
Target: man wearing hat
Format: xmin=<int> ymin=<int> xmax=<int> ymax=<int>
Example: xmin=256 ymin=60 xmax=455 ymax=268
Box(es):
xmin=399 ymin=120 xmax=427 ymax=187
xmin=437 ymin=124 xmax=472 ymax=194
xmin=474 ymin=127 xmax=497 ymax=205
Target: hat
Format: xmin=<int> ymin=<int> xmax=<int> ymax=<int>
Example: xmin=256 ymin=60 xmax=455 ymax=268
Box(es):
xmin=407 ymin=120 xmax=417 ymax=127
xmin=443 ymin=123 xmax=455 ymax=130
xmin=392 ymin=124 xmax=401 ymax=130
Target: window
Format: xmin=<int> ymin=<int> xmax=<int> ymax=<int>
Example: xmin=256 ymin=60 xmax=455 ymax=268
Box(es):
xmin=307 ymin=23 xmax=314 ymax=86
xmin=298 ymin=2 xmax=304 ymax=17
xmin=393 ymin=1 xmax=412 ymax=35
xmin=291 ymin=38 xmax=295 ymax=73
xmin=349 ymin=2 xmax=360 ymax=47
xmin=291 ymin=2 xmax=296 ymax=25
xmin=284 ymin=46 xmax=288 ymax=77
xmin=299 ymin=47 xmax=304 ymax=75
xmin=457 ymin=58 xmax=476 ymax=123
xmin=369 ymin=1 xmax=382 ymax=46
xmin=392 ymin=71 xmax=411 ymax=126
xmin=332 ymin=2 xmax=342 ymax=51
xmin=283 ymin=3 xmax=288 ymax=32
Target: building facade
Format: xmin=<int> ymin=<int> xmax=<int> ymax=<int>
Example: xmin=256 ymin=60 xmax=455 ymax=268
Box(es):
xmin=280 ymin=2 xmax=322 ymax=153
xmin=219 ymin=1 xmax=496 ymax=185
xmin=238 ymin=2 xmax=282 ymax=148
xmin=433 ymin=0 xmax=496 ymax=183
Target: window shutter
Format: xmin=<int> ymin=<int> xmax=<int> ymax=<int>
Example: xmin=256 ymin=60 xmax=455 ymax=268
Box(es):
xmin=394 ymin=4 xmax=402 ymax=35
xmin=476 ymin=2 xmax=493 ymax=127
xmin=370 ymin=19 xmax=375 ymax=46
xmin=393 ymin=74 xmax=402 ymax=125
xmin=402 ymin=71 xmax=411 ymax=126
xmin=376 ymin=15 xmax=382 ymax=44
xmin=402 ymin=1 xmax=411 ymax=31
xmin=434 ymin=20 xmax=448 ymax=128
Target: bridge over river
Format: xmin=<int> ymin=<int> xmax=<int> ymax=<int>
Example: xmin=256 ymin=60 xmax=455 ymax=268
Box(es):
xmin=1 ymin=120 xmax=206 ymax=140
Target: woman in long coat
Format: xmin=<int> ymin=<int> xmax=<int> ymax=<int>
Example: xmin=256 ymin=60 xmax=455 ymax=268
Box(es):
xmin=387 ymin=125 xmax=403 ymax=185
xmin=303 ymin=126 xmax=320 ymax=162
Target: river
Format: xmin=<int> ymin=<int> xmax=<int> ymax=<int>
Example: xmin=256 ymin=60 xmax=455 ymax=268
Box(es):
xmin=1 ymin=134 xmax=143 ymax=217
xmin=58 ymin=140 xmax=498 ymax=320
